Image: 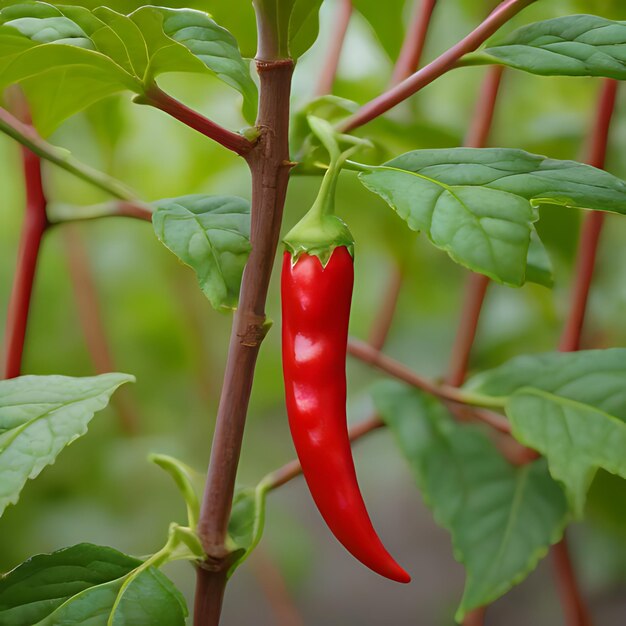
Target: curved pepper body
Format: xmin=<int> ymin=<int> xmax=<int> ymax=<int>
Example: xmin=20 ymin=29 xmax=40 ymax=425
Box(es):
xmin=281 ymin=247 xmax=410 ymax=583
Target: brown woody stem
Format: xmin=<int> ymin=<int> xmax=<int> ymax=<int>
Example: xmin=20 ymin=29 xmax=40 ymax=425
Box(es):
xmin=193 ymin=58 xmax=294 ymax=626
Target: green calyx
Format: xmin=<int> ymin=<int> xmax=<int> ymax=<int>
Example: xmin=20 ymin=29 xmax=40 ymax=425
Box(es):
xmin=283 ymin=117 xmax=370 ymax=264
xmin=283 ymin=164 xmax=354 ymax=265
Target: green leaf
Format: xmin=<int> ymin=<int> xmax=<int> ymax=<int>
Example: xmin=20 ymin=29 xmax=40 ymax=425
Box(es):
xmin=526 ymin=230 xmax=553 ymax=288
xmin=0 ymin=373 xmax=134 ymax=518
xmin=133 ymin=6 xmax=257 ymax=122
xmin=358 ymin=148 xmax=626 ymax=286
xmin=149 ymin=454 xmax=201 ymax=529
xmin=466 ymin=349 xmax=626 ymax=515
xmin=0 ymin=2 xmax=257 ymax=133
xmin=253 ymin=0 xmax=323 ymax=59
xmin=205 ymin=0 xmax=257 ymax=58
xmin=227 ymin=482 xmax=269 ymax=576
xmin=152 ymin=194 xmax=251 ymax=312
xmin=466 ymin=15 xmax=626 ymax=80
xmin=288 ymin=0 xmax=324 ymax=58
xmin=0 ymin=544 xmax=187 ymax=625
xmin=373 ymin=382 xmax=569 ymax=622
xmin=352 ymin=0 xmax=406 ymax=61
xmin=290 ymin=95 xmax=359 ymax=162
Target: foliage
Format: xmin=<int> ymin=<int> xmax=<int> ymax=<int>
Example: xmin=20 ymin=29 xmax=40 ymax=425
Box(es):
xmin=1 ymin=0 xmax=626 ymax=624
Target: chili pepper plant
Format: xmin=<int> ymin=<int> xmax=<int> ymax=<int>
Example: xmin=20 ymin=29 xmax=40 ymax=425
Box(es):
xmin=1 ymin=0 xmax=626 ymax=625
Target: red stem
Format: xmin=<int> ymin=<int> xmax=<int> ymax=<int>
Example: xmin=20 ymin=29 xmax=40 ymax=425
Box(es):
xmin=339 ymin=0 xmax=535 ymax=133
xmin=552 ymin=536 xmax=594 ymax=626
xmin=447 ymin=65 xmax=504 ymax=390
xmin=463 ymin=607 xmax=487 ymax=626
xmin=549 ymin=78 xmax=618 ymax=626
xmin=144 ymin=86 xmax=254 ymax=156
xmin=347 ymin=338 xmax=510 ymax=431
xmin=315 ymin=0 xmax=353 ymax=96
xmin=367 ymin=266 xmax=404 ymax=350
xmin=445 ymin=64 xmax=506 ymax=626
xmin=464 ymin=65 xmax=504 ymax=149
xmin=249 ymin=549 xmax=305 ymax=626
xmin=63 ymin=227 xmax=139 ymax=435
xmin=366 ymin=0 xmax=440 ymax=350
xmin=2 ymin=143 xmax=47 ymax=379
xmin=447 ymin=271 xmax=491 ymax=387
xmin=390 ymin=0 xmax=438 ymax=84
xmin=558 ymin=79 xmax=618 ymax=353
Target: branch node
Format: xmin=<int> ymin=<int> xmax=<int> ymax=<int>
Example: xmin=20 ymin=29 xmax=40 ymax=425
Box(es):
xmin=237 ymin=313 xmax=270 ymax=347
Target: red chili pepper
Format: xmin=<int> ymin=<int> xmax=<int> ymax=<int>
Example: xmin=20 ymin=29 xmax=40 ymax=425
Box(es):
xmin=281 ymin=246 xmax=410 ymax=583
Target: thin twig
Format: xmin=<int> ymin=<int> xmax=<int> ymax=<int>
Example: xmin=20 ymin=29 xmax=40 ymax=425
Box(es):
xmin=48 ymin=200 xmax=154 ymax=224
xmin=552 ymin=536 xmax=594 ymax=626
xmin=550 ymin=78 xmax=618 ymax=626
xmin=249 ymin=549 xmax=306 ymax=626
xmin=443 ymin=65 xmax=505 ymax=626
xmin=367 ymin=265 xmax=404 ymax=350
xmin=347 ymin=338 xmax=509 ymax=416
xmin=2 ymin=93 xmax=47 ymax=380
xmin=265 ymin=415 xmax=384 ymax=491
xmin=315 ymin=0 xmax=353 ymax=96
xmin=390 ymin=0 xmax=438 ymax=84
xmin=446 ymin=65 xmax=505 ymax=388
xmin=558 ymin=79 xmax=618 ymax=353
xmin=142 ymin=85 xmax=255 ymax=156
xmin=464 ymin=65 xmax=505 ymax=150
xmin=339 ymin=0 xmax=536 ymax=132
xmin=63 ymin=227 xmax=140 ymax=435
xmin=368 ymin=0 xmax=440 ymax=351
xmin=0 ymin=107 xmax=137 ymax=201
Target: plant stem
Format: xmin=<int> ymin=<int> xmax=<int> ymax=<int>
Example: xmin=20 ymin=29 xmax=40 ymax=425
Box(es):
xmin=368 ymin=264 xmax=404 ymax=350
xmin=249 ymin=549 xmax=306 ymax=626
xmin=390 ymin=0 xmax=439 ymax=84
xmin=368 ymin=0 xmax=439 ymax=349
xmin=552 ymin=535 xmax=594 ymax=626
xmin=315 ymin=0 xmax=353 ymax=96
xmin=63 ymin=226 xmax=140 ymax=435
xmin=265 ymin=414 xmax=385 ymax=491
xmin=447 ymin=65 xmax=505 ymax=391
xmin=550 ymin=78 xmax=618 ymax=626
xmin=347 ymin=338 xmax=509 ymax=414
xmin=447 ymin=272 xmax=491 ymax=387
xmin=444 ymin=66 xmax=506 ymax=626
xmin=2 ymin=142 xmax=47 ymax=379
xmin=0 ymin=107 xmax=137 ymax=201
xmin=463 ymin=607 xmax=487 ymax=626
xmin=339 ymin=0 xmax=534 ymax=133
xmin=48 ymin=200 xmax=153 ymax=224
xmin=141 ymin=86 xmax=255 ymax=156
xmin=464 ymin=65 xmax=504 ymax=150
xmin=193 ymin=58 xmax=294 ymax=626
xmin=558 ymin=79 xmax=618 ymax=353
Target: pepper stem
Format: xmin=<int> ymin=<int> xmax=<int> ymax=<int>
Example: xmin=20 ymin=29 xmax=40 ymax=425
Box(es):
xmin=284 ymin=117 xmax=370 ymax=264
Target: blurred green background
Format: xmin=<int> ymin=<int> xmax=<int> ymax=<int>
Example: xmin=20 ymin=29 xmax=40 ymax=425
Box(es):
xmin=1 ymin=0 xmax=626 ymax=624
